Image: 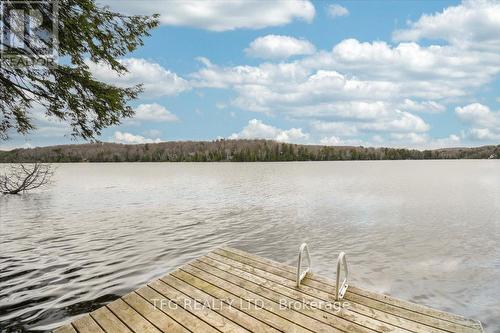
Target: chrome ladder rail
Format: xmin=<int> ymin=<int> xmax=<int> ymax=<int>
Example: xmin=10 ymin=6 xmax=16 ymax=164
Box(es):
xmin=295 ymin=243 xmax=349 ymax=300
xmin=296 ymin=243 xmax=312 ymax=287
xmin=335 ymin=251 xmax=349 ymax=300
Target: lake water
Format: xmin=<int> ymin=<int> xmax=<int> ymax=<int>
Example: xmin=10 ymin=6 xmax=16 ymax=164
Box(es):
xmin=0 ymin=161 xmax=499 ymax=332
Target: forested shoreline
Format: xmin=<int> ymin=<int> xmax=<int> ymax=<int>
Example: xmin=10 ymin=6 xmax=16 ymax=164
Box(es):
xmin=0 ymin=140 xmax=498 ymax=162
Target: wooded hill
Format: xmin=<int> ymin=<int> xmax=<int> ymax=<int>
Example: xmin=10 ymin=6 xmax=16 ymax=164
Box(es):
xmin=0 ymin=140 xmax=498 ymax=162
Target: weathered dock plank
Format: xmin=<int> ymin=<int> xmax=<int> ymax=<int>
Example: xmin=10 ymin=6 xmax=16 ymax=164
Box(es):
xmin=71 ymin=315 xmax=105 ymax=333
xmin=89 ymin=307 xmax=131 ymax=333
xmin=158 ymin=274 xmax=277 ymax=332
xmin=54 ymin=247 xmax=484 ymax=333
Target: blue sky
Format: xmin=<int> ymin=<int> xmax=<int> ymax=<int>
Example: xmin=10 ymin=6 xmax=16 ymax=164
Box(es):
xmin=2 ymin=0 xmax=500 ymax=150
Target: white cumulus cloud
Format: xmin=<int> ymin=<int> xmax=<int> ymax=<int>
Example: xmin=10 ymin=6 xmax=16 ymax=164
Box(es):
xmin=87 ymin=58 xmax=189 ymax=97
xmin=311 ymin=110 xmax=429 ymax=135
xmin=229 ymin=119 xmax=309 ymax=142
xmin=466 ymin=128 xmax=500 ymax=141
xmin=390 ymin=132 xmax=428 ymax=145
xmin=312 ymin=121 xmax=358 ymax=136
xmin=455 ymin=103 xmax=500 ymax=127
xmin=134 ymin=104 xmax=179 ymax=122
xmin=327 ymin=38 xmax=500 ymax=97
xmin=399 ymin=99 xmax=446 ymax=113
xmin=193 ymin=34 xmax=500 ymax=116
xmin=319 ymin=136 xmax=365 ymax=146
xmin=386 ymin=133 xmax=461 ymax=149
xmin=393 ymin=0 xmax=500 ymax=52
xmin=455 ymin=103 xmax=500 ymax=141
xmin=113 ymin=131 xmax=161 ymax=144
xmin=327 ymin=4 xmax=349 ymax=18
xmin=99 ymin=0 xmax=315 ymax=31
xmin=245 ymin=35 xmax=316 ymax=59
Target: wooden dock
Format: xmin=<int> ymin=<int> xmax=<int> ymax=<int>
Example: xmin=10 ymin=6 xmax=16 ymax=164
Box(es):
xmin=54 ymin=247 xmax=484 ymax=333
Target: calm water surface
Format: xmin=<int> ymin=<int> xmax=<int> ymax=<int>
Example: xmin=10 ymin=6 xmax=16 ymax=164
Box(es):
xmin=0 ymin=161 xmax=499 ymax=332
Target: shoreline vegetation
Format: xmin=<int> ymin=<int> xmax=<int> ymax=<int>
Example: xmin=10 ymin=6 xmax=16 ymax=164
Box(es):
xmin=0 ymin=140 xmax=498 ymax=162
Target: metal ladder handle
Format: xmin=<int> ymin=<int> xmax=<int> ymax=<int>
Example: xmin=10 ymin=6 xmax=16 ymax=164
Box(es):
xmin=335 ymin=251 xmax=349 ymax=300
xmin=296 ymin=243 xmax=312 ymax=287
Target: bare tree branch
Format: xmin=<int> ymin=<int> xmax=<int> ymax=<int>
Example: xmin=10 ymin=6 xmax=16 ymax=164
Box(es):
xmin=0 ymin=163 xmax=53 ymax=194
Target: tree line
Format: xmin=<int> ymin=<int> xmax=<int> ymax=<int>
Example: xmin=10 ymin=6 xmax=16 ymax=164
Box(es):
xmin=0 ymin=140 xmax=498 ymax=163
